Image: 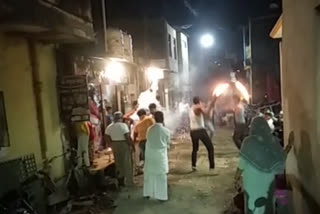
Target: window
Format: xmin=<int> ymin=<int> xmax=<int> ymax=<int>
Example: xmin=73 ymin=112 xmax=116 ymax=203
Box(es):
xmin=168 ymin=34 xmax=172 ymax=57
xmin=173 ymin=38 xmax=177 ymax=60
xmin=0 ymin=92 xmax=9 ymax=148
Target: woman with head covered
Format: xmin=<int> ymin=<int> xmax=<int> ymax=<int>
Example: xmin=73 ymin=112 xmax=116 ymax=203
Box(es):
xmin=235 ymin=117 xmax=286 ymax=214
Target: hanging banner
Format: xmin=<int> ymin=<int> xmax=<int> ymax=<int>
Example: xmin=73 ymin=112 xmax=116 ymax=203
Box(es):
xmin=58 ymin=75 xmax=90 ymax=122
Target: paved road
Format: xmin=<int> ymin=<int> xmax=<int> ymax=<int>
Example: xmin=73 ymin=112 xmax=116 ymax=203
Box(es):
xmin=113 ymin=128 xmax=239 ymax=214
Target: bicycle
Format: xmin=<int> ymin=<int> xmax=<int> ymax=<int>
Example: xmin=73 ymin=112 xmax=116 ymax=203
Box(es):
xmin=38 ymin=148 xmax=89 ymax=213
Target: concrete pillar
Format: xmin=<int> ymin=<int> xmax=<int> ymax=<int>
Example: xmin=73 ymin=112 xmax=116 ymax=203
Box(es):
xmin=282 ymin=0 xmax=320 ymax=213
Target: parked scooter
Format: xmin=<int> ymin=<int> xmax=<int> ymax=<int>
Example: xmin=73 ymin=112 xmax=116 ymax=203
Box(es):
xmin=244 ymin=103 xmax=284 ymax=147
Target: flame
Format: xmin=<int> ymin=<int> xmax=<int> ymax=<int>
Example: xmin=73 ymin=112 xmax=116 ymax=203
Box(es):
xmin=235 ymin=81 xmax=250 ymax=102
xmin=130 ymin=67 xmax=163 ymax=120
xmin=213 ymin=83 xmax=229 ymax=97
xmin=212 ymin=81 xmax=250 ymax=102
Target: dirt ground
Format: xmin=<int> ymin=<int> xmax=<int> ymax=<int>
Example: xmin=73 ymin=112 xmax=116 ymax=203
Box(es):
xmin=112 ymin=128 xmax=239 ymax=214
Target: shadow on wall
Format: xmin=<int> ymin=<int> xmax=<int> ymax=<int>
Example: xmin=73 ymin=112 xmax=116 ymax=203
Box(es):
xmin=287 ymin=130 xmax=320 ymax=214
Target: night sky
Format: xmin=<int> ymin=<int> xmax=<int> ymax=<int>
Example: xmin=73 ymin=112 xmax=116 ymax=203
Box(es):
xmin=108 ymin=0 xmax=281 ymax=45
xmin=107 ymin=0 xmax=282 ymax=98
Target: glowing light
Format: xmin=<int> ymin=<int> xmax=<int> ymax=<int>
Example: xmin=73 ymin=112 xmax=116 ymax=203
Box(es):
xmin=128 ymin=67 xmax=164 ymax=120
xmin=146 ymin=67 xmax=164 ymax=93
xmin=146 ymin=67 xmax=164 ymax=81
xmin=213 ymin=83 xmax=229 ymax=97
xmin=235 ymin=81 xmax=250 ymax=102
xmin=212 ymin=81 xmax=250 ymax=102
xmin=137 ymin=89 xmax=159 ymax=110
xmin=200 ymin=34 xmax=215 ymax=48
xmin=103 ymin=60 xmax=125 ymax=83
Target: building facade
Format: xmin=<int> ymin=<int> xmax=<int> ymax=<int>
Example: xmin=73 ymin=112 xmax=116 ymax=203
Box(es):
xmin=271 ymin=1 xmax=320 ymax=213
xmin=244 ymin=16 xmax=281 ymax=104
xmin=0 ymin=0 xmax=96 ymax=179
xmin=110 ymin=18 xmax=189 ymax=109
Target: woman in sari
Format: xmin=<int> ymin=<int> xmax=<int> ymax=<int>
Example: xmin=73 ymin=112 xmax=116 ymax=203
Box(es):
xmin=235 ymin=117 xmax=286 ymax=214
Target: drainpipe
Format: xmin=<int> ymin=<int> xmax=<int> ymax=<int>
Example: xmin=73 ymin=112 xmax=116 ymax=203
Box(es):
xmin=27 ymin=40 xmax=47 ymax=160
xmin=102 ymin=0 xmax=108 ymax=52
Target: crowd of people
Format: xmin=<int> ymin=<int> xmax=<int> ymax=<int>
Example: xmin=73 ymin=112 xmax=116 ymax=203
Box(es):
xmin=104 ymin=102 xmax=171 ymax=201
xmin=102 ymin=93 xmax=291 ymax=212
xmin=103 ymin=95 xmax=218 ymax=202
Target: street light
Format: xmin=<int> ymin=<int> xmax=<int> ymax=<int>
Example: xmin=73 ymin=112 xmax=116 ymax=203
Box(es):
xmin=200 ymin=33 xmax=214 ymax=48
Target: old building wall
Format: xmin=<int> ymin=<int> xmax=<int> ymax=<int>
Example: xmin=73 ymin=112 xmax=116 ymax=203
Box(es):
xmin=0 ymin=34 xmax=65 ymax=178
xmin=282 ymin=0 xmax=320 ymax=213
xmin=0 ymin=34 xmax=43 ymax=165
xmin=36 ymin=43 xmax=65 ymax=178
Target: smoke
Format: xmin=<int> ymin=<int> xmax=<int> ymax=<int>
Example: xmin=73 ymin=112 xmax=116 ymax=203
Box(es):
xmin=163 ymin=103 xmax=189 ymax=135
xmin=134 ymin=78 xmax=189 ymax=135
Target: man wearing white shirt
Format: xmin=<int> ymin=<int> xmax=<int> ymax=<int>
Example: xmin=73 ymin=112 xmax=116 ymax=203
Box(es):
xmin=189 ymin=96 xmax=215 ymax=171
xmin=105 ymin=112 xmax=134 ymax=187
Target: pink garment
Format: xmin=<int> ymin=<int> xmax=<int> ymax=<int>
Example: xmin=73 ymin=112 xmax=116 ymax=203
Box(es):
xmin=89 ymin=99 xmax=100 ymax=119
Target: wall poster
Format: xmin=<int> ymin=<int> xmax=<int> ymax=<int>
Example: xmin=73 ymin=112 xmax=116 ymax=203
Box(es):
xmin=58 ymin=75 xmax=90 ymax=122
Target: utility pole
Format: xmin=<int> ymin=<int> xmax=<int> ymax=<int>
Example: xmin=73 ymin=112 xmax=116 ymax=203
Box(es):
xmin=102 ymin=0 xmax=108 ymax=52
xmin=248 ymin=18 xmax=253 ymax=103
xmin=242 ymin=23 xmax=253 ymax=104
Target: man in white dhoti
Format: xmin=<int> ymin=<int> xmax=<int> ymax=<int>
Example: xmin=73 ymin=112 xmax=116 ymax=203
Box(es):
xmin=143 ymin=111 xmax=170 ymax=201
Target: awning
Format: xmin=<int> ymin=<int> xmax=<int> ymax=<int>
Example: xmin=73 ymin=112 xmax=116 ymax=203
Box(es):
xmin=270 ymin=15 xmax=282 ymax=39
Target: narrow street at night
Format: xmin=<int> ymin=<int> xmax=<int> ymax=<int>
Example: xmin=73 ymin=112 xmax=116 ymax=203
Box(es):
xmin=113 ymin=128 xmax=238 ymax=214
xmin=1 ymin=0 xmax=319 ymax=213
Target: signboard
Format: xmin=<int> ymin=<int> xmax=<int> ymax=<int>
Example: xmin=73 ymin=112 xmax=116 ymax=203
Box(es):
xmin=58 ymin=75 xmax=90 ymax=122
xmin=0 ymin=92 xmax=9 ymax=148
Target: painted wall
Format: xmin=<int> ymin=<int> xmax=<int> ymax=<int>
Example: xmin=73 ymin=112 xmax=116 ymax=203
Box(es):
xmin=36 ymin=43 xmax=65 ymax=178
xmin=0 ymin=34 xmax=65 ymax=178
xmin=282 ymin=0 xmax=320 ymax=213
xmin=0 ymin=34 xmax=42 ymax=164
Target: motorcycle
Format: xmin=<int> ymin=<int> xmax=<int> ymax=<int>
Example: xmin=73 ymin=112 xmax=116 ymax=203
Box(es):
xmin=244 ymin=103 xmax=284 ymax=147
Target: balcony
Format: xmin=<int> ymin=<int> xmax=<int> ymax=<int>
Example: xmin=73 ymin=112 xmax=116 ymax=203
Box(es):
xmin=0 ymin=0 xmax=95 ymax=43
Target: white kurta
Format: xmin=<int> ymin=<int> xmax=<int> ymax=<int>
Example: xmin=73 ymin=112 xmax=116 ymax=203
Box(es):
xmin=143 ymin=123 xmax=170 ymax=200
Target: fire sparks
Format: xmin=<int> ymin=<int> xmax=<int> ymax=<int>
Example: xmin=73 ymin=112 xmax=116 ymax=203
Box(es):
xmin=213 ymin=83 xmax=229 ymax=97
xmin=212 ymin=81 xmax=250 ymax=102
xmin=235 ymin=81 xmax=250 ymax=102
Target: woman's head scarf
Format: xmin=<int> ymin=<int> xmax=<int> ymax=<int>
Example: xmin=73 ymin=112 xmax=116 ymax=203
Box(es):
xmin=240 ymin=117 xmax=285 ymax=172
